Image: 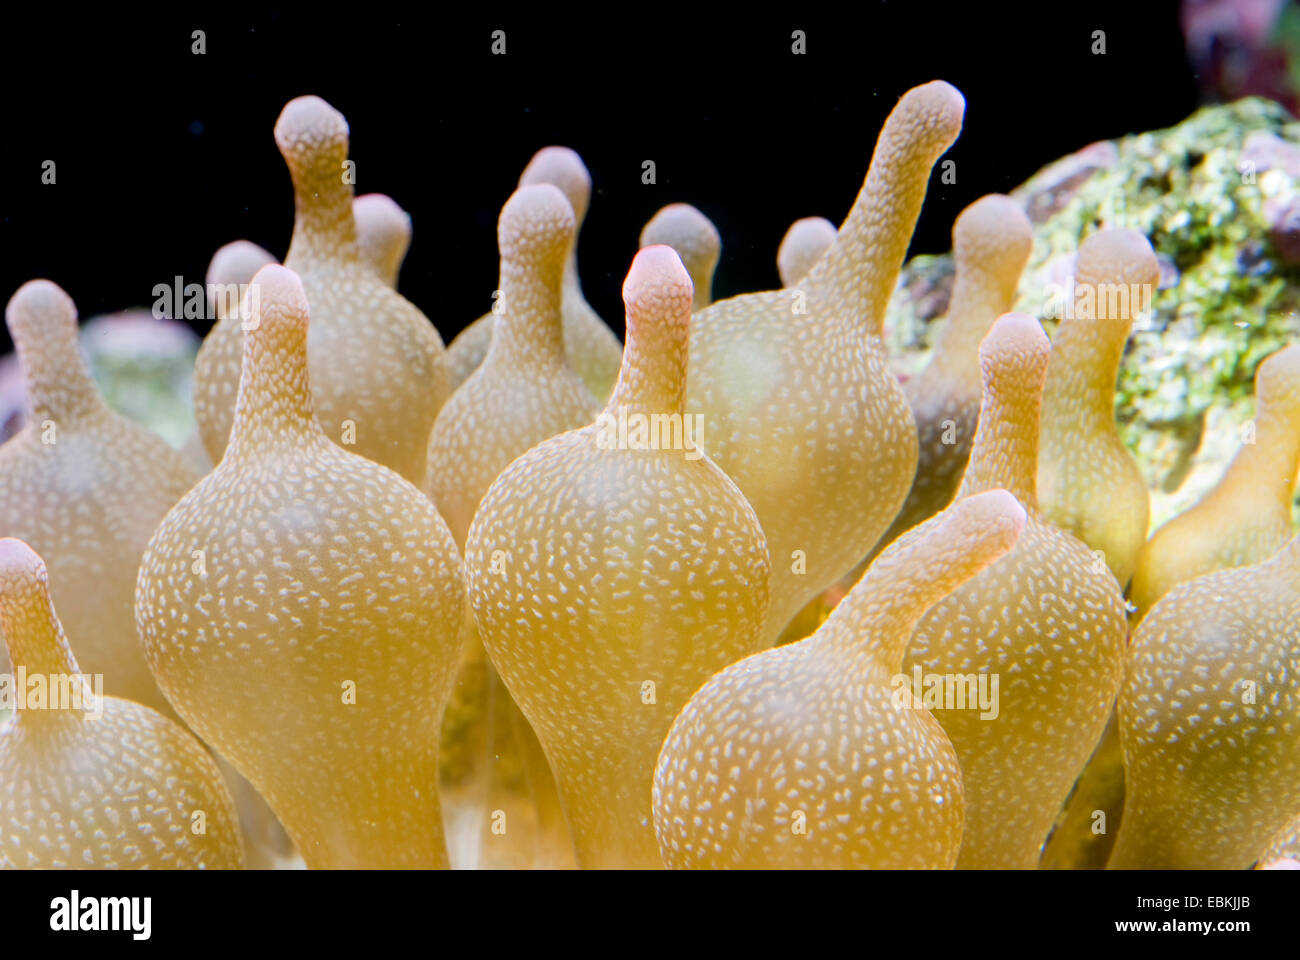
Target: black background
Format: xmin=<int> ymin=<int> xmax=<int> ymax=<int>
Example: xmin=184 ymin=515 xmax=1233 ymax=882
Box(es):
xmin=0 ymin=4 xmax=1198 ymax=353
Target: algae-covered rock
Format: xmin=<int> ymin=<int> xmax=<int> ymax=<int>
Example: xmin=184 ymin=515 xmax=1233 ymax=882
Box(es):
xmin=886 ymin=97 xmax=1300 ymax=529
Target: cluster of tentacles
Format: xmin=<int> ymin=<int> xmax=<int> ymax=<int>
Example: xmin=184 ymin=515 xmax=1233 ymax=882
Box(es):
xmin=1 ymin=83 xmax=1296 ymax=871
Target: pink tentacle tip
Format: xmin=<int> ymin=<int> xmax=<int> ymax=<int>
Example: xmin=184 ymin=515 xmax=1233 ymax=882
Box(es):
xmin=0 ymin=537 xmax=45 ymax=582
xmin=965 ymin=488 xmax=1029 ymax=540
xmin=623 ymin=245 xmax=694 ymax=317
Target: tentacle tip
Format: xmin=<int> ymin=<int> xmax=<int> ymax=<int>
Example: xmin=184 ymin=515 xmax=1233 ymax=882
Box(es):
xmin=962 ymin=489 xmax=1028 ymax=542
xmin=623 ymin=245 xmax=694 ymax=319
xmin=246 ymin=264 xmax=310 ymax=331
xmin=1256 ymin=342 xmax=1300 ymax=401
xmin=518 ymin=146 xmax=592 ymax=219
xmin=783 ymin=216 xmax=837 ymax=242
xmin=274 ymin=95 xmax=349 ymax=157
xmin=5 ymin=279 xmax=77 ymax=338
xmin=498 ymin=183 xmax=576 ymax=258
xmin=955 ymin=194 xmax=1034 ymax=249
xmin=206 ymin=241 xmax=277 ymax=290
xmin=1077 ymin=228 xmax=1159 ymax=288
xmin=979 ymin=311 xmax=1050 ymax=361
xmin=0 ymin=537 xmax=47 ymax=585
xmin=640 ymin=204 xmax=721 ymax=255
xmin=900 ymin=79 xmax=966 ymax=135
xmin=354 ymin=193 xmax=411 ymax=232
